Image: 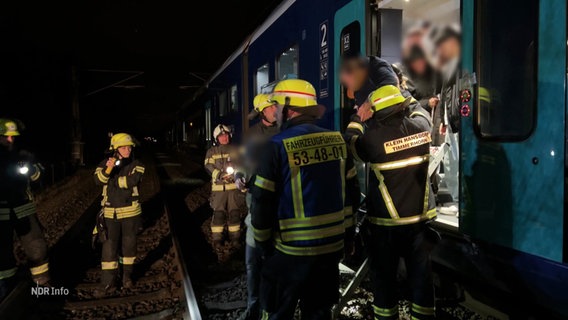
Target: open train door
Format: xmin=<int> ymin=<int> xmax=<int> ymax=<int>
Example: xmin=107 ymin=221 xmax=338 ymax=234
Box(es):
xmin=460 ymin=0 xmax=566 ymax=263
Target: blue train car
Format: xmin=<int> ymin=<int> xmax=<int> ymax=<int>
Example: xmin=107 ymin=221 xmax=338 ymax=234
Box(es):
xmin=197 ymin=0 xmax=568 ymax=317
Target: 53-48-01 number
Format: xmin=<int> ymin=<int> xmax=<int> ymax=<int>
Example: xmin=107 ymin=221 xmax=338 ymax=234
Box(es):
xmin=291 ymin=146 xmax=345 ymax=166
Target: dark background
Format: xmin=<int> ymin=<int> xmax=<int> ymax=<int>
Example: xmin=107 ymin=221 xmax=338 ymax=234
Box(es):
xmin=0 ymin=0 xmax=282 ymax=164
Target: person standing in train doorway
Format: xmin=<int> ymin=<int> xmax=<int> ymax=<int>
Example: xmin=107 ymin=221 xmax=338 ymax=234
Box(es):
xmin=93 ymin=133 xmax=145 ymax=296
xmin=234 ymin=94 xmax=279 ymax=320
xmin=0 ymin=119 xmax=50 ymax=301
xmin=431 ymin=24 xmax=461 ymax=215
xmin=204 ymin=124 xmax=244 ymax=253
xmin=252 ymin=79 xmax=359 ymax=320
xmin=344 ymin=84 xmax=439 ymax=320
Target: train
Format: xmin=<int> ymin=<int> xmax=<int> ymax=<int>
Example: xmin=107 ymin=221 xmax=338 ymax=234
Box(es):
xmin=176 ymin=0 xmax=568 ymax=318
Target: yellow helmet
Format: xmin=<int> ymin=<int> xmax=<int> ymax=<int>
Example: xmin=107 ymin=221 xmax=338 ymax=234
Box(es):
xmin=478 ymin=87 xmax=491 ymax=103
xmin=368 ymin=85 xmax=411 ymax=112
xmin=110 ymin=133 xmax=135 ymax=150
xmin=270 ymin=79 xmax=319 ymax=108
xmin=0 ymin=119 xmax=20 ymax=136
xmin=253 ymin=93 xmax=274 ymax=113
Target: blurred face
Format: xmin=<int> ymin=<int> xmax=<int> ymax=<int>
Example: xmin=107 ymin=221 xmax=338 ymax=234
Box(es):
xmin=117 ymin=146 xmax=132 ymax=158
xmin=217 ymin=133 xmax=230 ymax=145
xmin=0 ymin=136 xmax=14 ymax=150
xmin=262 ymin=105 xmax=278 ymax=124
xmin=340 ymin=62 xmax=367 ymax=93
xmin=436 ymin=37 xmax=461 ymax=68
xmin=409 ymin=58 xmax=428 ymax=75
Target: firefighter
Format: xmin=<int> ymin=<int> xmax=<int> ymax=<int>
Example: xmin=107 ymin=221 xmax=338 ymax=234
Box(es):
xmin=204 ymin=124 xmax=244 ymax=249
xmin=252 ymin=79 xmax=359 ymax=319
xmin=345 ymin=85 xmax=438 ymax=320
xmin=236 ymin=94 xmax=279 ymax=320
xmin=0 ymin=119 xmax=50 ymax=300
xmin=94 ymin=133 xmax=144 ymax=294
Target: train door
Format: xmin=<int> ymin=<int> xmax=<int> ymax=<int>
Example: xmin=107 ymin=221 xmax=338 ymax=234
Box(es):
xmin=460 ymin=0 xmax=566 ymax=262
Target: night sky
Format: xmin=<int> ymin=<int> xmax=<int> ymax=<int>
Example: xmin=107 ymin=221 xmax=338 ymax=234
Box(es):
xmin=0 ymin=0 xmax=282 ymax=165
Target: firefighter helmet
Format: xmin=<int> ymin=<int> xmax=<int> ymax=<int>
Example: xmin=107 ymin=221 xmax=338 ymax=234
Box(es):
xmin=213 ymin=124 xmax=232 ymax=141
xmin=110 ymin=133 xmax=136 ymax=150
xmin=368 ymin=85 xmax=412 ymax=112
xmin=253 ymin=94 xmax=274 ymax=113
xmin=270 ymin=79 xmax=319 ymax=108
xmin=0 ymin=119 xmax=20 ymax=136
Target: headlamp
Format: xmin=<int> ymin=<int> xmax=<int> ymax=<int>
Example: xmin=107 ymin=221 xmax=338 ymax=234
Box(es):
xmin=18 ymin=164 xmax=29 ymax=175
xmin=226 ymin=166 xmax=234 ymax=175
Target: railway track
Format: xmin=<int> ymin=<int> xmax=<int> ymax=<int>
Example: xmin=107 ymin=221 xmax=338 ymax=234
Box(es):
xmin=0 ymin=153 xmax=200 ymax=320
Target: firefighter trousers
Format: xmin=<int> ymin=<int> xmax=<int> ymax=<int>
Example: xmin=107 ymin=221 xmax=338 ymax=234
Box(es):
xmin=0 ymin=212 xmax=49 ymax=283
xmin=368 ymin=223 xmax=436 ymax=320
xmin=210 ymin=189 xmax=244 ymax=242
xmin=101 ymin=215 xmax=140 ymax=286
xmin=260 ymin=251 xmax=341 ymax=320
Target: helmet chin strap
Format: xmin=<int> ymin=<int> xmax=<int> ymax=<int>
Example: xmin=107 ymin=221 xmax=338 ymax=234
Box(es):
xmin=280 ymin=97 xmax=291 ymax=128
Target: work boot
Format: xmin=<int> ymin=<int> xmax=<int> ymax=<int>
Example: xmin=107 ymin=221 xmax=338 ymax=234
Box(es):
xmin=122 ymin=272 xmax=133 ymax=289
xmin=228 ymin=231 xmax=241 ymax=249
xmin=93 ymin=283 xmax=116 ymax=298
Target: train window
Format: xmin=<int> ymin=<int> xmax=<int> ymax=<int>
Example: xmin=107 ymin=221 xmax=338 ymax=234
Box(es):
xmin=218 ymin=90 xmax=228 ymax=117
xmin=277 ymin=45 xmax=298 ymax=80
xmin=230 ymin=84 xmax=238 ymax=112
xmin=254 ymin=63 xmax=269 ymax=95
xmin=475 ymin=0 xmax=538 ymax=140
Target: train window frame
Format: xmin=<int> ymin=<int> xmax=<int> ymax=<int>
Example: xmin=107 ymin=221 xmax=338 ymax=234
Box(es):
xmin=218 ymin=90 xmax=228 ymax=117
xmin=473 ymin=0 xmax=539 ymax=142
xmin=205 ymin=100 xmax=212 ymax=142
xmin=276 ymin=45 xmax=299 ymax=80
xmin=254 ymin=63 xmax=270 ymax=95
xmin=230 ymin=84 xmax=238 ymax=112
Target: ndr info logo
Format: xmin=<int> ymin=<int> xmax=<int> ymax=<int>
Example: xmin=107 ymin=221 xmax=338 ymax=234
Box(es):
xmin=31 ymin=282 xmax=69 ymax=298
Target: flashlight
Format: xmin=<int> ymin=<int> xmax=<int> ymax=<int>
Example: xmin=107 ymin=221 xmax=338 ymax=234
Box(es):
xmin=226 ymin=166 xmax=234 ymax=175
xmin=18 ymin=164 xmax=30 ymax=175
xmin=114 ymin=159 xmax=121 ymax=166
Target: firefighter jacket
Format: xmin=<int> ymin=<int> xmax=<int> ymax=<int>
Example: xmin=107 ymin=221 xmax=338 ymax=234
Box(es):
xmin=251 ymin=115 xmax=359 ymax=257
xmin=345 ymin=105 xmax=436 ymax=226
xmin=94 ymin=158 xmax=145 ymax=219
xmin=0 ymin=148 xmax=41 ymax=220
xmin=204 ymin=144 xmax=240 ymax=192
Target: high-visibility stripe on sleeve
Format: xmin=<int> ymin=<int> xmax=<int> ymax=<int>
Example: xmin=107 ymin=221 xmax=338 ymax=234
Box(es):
xmin=205 ymin=158 xmax=215 ymax=165
xmin=254 ymin=175 xmax=276 ymax=192
xmin=101 ymin=261 xmax=119 ymax=270
xmin=347 ymin=122 xmax=365 ymax=134
xmin=373 ymin=305 xmax=398 ymax=317
xmin=412 ymin=303 xmax=435 ymax=316
xmin=346 ymin=166 xmax=357 ymax=179
xmin=253 ymin=227 xmax=272 ymax=242
xmin=30 ymin=263 xmax=49 ymax=276
xmin=95 ymin=168 xmax=109 ymax=183
xmin=212 ymin=169 xmax=221 ymax=180
xmin=349 ymin=136 xmax=362 ymax=162
xmin=0 ymin=267 xmax=18 ymax=280
xmin=228 ymin=225 xmax=241 ymax=232
xmin=370 ymin=155 xmax=429 ymax=171
xmin=134 ymin=166 xmax=145 ymax=174
xmin=30 ymin=165 xmax=41 ymax=181
xmin=119 ymin=256 xmax=136 ymax=265
xmin=118 ymin=176 xmax=128 ymax=189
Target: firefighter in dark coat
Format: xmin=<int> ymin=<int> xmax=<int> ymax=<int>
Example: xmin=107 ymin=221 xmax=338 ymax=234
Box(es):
xmin=0 ymin=119 xmax=50 ymax=300
xmin=204 ymin=124 xmax=245 ymax=249
xmin=345 ymin=85 xmax=438 ymax=320
xmin=94 ymin=133 xmax=144 ymax=294
xmin=252 ymin=79 xmax=359 ymax=319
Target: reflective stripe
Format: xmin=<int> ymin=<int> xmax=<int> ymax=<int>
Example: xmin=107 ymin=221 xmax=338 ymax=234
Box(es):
xmin=368 ymin=209 xmax=437 ymax=226
xmin=118 ymin=176 xmax=128 ymax=189
xmin=228 ymin=225 xmax=240 ymax=232
xmin=101 ymin=261 xmax=119 ymax=270
xmin=211 ymin=154 xmax=231 ymax=160
xmin=30 ymin=165 xmax=41 ymax=181
xmin=281 ymin=223 xmax=344 ymax=242
xmin=0 ymin=267 xmax=17 ymax=279
xmin=275 ymin=239 xmax=344 ymax=256
xmin=340 ymin=159 xmax=346 ymax=220
xmin=279 ymin=210 xmax=344 ymax=230
xmin=422 ymin=172 xmax=430 ymax=215
xmin=30 ymin=263 xmax=49 ymax=276
xmin=371 ymin=155 xmax=429 ymax=171
xmin=101 ymin=185 xmax=108 ymax=206
xmin=412 ymin=303 xmax=435 ymax=316
xmin=0 ymin=209 xmax=10 ymax=221
xmin=347 ymin=122 xmax=364 ymax=134
xmin=346 ymin=166 xmax=357 ymax=179
xmin=120 ymin=256 xmax=136 ymax=265
xmin=212 ymin=169 xmax=221 ymax=180
xmin=95 ymin=168 xmax=109 ymax=183
xmin=205 ymin=158 xmax=215 ymax=165
xmin=103 ymin=202 xmax=142 ymax=219
xmin=261 ymin=310 xmax=270 ymax=320
xmin=134 ymin=166 xmax=145 ymax=174
xmin=373 ymin=305 xmax=398 ymax=317
xmin=14 ymin=203 xmax=36 ymax=219
xmin=290 ymin=166 xmax=305 ymax=219
xmin=253 ymin=227 xmax=272 ymax=242
xmin=132 ymin=186 xmax=139 ymax=197
xmin=211 ymin=226 xmax=224 ymax=233
xmin=349 ymin=136 xmax=362 ymax=162
xmin=254 ymin=175 xmax=276 ymax=192
xmin=211 ymin=183 xmax=237 ymax=191
xmin=374 ymin=170 xmax=399 ymax=219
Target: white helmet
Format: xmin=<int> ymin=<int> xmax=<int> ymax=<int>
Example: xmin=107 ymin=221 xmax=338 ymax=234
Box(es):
xmin=213 ymin=124 xmax=232 ymax=141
